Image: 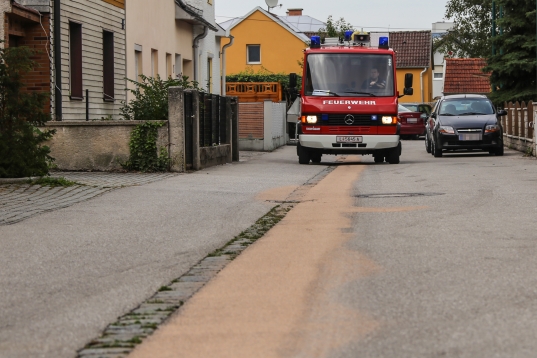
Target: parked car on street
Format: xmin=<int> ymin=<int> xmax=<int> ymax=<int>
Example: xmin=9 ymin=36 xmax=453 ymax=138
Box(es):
xmin=398 ymin=104 xmax=426 ymax=139
xmin=425 ymin=95 xmax=507 ymax=157
xmin=400 ymin=103 xmax=433 ymax=116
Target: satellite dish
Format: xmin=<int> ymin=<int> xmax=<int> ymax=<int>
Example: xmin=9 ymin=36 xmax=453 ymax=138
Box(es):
xmin=265 ymin=0 xmax=278 ymax=8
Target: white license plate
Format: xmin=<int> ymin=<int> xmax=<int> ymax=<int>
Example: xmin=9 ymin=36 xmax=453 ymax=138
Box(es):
xmin=407 ymin=118 xmax=417 ymax=123
xmin=336 ymin=136 xmax=363 ymax=143
xmin=459 ymin=133 xmax=482 ymax=141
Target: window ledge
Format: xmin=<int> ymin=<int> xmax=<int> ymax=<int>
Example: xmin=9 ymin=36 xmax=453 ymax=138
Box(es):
xmin=70 ymin=96 xmax=83 ymax=101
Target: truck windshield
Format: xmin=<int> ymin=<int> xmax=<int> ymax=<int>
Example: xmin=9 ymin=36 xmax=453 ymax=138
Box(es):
xmin=305 ymin=53 xmax=395 ymax=97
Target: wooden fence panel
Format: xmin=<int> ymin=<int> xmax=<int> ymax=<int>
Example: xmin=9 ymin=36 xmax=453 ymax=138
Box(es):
xmin=521 ymin=101 xmax=526 ymax=139
xmin=514 ymin=102 xmax=519 ymax=137
xmin=528 ymin=101 xmax=534 ymax=139
xmin=227 ymin=82 xmax=282 ymax=103
xmin=238 ymin=102 xmax=264 ymax=139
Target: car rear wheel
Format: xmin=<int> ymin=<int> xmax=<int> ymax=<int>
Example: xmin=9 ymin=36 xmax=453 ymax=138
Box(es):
xmin=298 ymin=143 xmax=311 ymax=164
xmin=425 ymin=134 xmax=431 ymax=153
xmin=495 ymin=145 xmax=504 ymax=156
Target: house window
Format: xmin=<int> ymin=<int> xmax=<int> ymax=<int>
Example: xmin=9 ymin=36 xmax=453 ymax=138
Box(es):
xmin=434 ymin=72 xmax=444 ymax=79
xmin=69 ymin=22 xmax=83 ymax=99
xmin=207 ymin=58 xmax=213 ymax=92
xmin=247 ymin=45 xmax=261 ymax=64
xmin=175 ymin=54 xmax=182 ymax=79
xmin=134 ymin=44 xmax=142 ymax=81
xmin=166 ymin=53 xmax=172 ymax=79
xmin=103 ymin=30 xmax=114 ymax=101
xmin=151 ymin=49 xmax=158 ymax=78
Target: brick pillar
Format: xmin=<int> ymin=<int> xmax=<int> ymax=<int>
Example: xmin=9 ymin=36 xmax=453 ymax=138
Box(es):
xmin=186 ymin=89 xmax=201 ymax=171
xmin=168 ymin=87 xmax=185 ymax=172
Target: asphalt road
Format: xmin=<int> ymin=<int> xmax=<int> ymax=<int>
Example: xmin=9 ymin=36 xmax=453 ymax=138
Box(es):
xmin=0 ymin=147 xmax=333 ymax=358
xmin=4 ymin=141 xmax=537 ymax=358
xmin=128 ymin=140 xmax=537 ymax=358
xmin=342 ymin=141 xmax=537 ymax=357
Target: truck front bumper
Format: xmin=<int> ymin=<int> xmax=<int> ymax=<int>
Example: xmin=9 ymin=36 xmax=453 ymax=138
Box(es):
xmin=299 ymin=134 xmax=400 ymax=154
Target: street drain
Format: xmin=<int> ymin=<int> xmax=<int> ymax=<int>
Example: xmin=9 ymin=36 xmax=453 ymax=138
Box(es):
xmin=356 ymin=193 xmax=445 ymax=198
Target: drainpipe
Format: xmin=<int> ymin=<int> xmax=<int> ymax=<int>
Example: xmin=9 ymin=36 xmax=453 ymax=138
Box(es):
xmin=221 ymin=35 xmax=234 ymax=96
xmin=193 ymin=26 xmax=209 ymax=84
xmin=420 ymin=67 xmax=427 ymax=102
xmin=53 ymin=0 xmax=62 ymax=120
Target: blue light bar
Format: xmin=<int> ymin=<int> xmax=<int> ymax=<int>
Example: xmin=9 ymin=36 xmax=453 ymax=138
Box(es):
xmin=344 ymin=30 xmax=354 ymax=42
xmin=379 ymin=37 xmax=389 ymax=49
xmin=311 ymin=36 xmax=321 ymax=49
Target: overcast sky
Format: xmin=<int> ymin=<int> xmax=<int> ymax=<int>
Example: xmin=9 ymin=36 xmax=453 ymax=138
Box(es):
xmin=215 ymin=0 xmax=451 ymax=31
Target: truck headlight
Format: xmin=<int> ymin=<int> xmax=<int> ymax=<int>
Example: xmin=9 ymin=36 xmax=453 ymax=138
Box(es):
xmin=306 ymin=115 xmax=318 ymax=124
xmin=382 ymin=116 xmax=396 ymax=124
xmin=439 ymin=126 xmax=454 ymax=134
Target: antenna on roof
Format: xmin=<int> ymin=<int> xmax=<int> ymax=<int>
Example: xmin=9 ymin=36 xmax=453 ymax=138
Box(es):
xmin=265 ymin=0 xmax=280 ymax=13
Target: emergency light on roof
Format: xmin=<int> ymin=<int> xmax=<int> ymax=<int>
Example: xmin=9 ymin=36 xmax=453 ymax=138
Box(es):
xmin=311 ymin=35 xmax=321 ymax=49
xmin=379 ymin=37 xmax=389 ymax=49
xmin=344 ymin=30 xmax=353 ymax=42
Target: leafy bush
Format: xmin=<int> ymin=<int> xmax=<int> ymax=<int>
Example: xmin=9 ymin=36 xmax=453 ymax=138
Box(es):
xmin=0 ymin=46 xmax=54 ymax=178
xmin=122 ymin=121 xmax=169 ymax=172
xmin=121 ymin=74 xmax=204 ymax=121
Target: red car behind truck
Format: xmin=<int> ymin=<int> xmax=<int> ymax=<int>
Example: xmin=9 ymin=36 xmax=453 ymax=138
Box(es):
xmin=290 ymin=32 xmax=414 ymax=164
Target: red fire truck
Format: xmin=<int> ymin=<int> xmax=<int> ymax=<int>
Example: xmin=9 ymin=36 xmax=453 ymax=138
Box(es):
xmin=290 ymin=32 xmax=414 ymax=164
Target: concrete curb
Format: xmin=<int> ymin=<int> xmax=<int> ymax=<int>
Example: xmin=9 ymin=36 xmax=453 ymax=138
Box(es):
xmin=0 ymin=177 xmax=36 ymax=184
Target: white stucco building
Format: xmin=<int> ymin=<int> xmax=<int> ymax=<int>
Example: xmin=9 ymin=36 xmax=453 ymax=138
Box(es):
xmin=432 ymin=21 xmax=453 ymax=99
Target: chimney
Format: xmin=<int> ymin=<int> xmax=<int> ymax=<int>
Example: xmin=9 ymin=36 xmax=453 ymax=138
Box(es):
xmin=286 ymin=8 xmax=303 ymax=16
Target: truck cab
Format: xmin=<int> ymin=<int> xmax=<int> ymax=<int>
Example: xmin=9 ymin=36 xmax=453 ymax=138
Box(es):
xmin=291 ymin=33 xmax=413 ymax=164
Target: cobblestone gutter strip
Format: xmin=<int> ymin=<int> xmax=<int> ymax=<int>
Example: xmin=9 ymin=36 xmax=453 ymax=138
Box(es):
xmin=77 ymin=165 xmax=336 ymax=358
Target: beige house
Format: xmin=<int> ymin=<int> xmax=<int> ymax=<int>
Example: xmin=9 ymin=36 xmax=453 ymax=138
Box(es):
xmin=126 ymin=0 xmax=226 ymax=98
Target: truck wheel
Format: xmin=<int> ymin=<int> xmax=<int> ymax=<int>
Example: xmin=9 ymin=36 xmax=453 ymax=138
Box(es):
xmin=311 ymin=153 xmax=322 ymax=163
xmin=387 ymin=143 xmax=401 ymax=164
xmin=298 ymin=143 xmax=311 ymax=164
xmin=373 ymin=155 xmax=384 ymax=163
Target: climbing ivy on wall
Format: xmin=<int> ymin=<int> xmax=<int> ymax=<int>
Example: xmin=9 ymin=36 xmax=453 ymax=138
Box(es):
xmin=122 ymin=121 xmax=170 ymax=172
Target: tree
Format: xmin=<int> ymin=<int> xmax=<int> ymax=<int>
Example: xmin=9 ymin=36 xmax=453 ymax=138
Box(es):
xmin=0 ymin=46 xmax=54 ymax=178
xmin=318 ymin=16 xmax=354 ymax=40
xmin=485 ymin=0 xmax=536 ymax=104
xmin=435 ymin=0 xmax=492 ymax=58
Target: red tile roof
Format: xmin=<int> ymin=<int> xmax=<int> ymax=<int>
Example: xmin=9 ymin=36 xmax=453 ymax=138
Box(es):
xmin=444 ymin=58 xmax=491 ymax=94
xmin=390 ymin=31 xmax=432 ymax=68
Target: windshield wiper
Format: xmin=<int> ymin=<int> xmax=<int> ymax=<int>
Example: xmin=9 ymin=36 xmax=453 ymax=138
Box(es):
xmin=439 ymin=113 xmax=456 ymax=116
xmin=312 ymin=90 xmax=340 ymax=97
xmin=340 ymin=91 xmax=377 ymax=97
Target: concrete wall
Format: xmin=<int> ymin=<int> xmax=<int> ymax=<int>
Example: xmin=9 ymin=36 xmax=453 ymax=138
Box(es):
xmin=44 ymin=121 xmax=168 ymax=171
xmin=0 ymin=0 xmax=11 ymax=49
xmin=239 ymin=101 xmax=287 ymax=151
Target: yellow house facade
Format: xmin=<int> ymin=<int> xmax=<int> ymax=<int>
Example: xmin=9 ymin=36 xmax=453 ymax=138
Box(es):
xmin=220 ymin=7 xmax=310 ymax=75
xmin=389 ymin=31 xmax=433 ymax=103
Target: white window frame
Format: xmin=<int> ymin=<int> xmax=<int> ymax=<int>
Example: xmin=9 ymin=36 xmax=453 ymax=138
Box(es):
xmin=246 ymin=45 xmax=261 ymax=64
xmin=433 ymin=72 xmax=444 ymax=80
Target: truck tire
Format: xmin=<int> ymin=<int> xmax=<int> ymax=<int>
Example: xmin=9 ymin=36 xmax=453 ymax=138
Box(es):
xmin=311 ymin=153 xmax=322 ymax=163
xmin=298 ymin=143 xmax=311 ymax=164
xmin=387 ymin=143 xmax=401 ymax=164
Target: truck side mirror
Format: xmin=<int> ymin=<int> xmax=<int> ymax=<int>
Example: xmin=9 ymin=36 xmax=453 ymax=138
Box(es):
xmin=404 ymin=73 xmax=413 ymax=89
xmin=289 ymin=73 xmax=297 ymax=89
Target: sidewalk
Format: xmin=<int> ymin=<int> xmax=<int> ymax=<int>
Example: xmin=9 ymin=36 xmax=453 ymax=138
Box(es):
xmin=0 ymin=147 xmax=334 ymax=358
xmin=0 ymin=172 xmax=176 ymax=225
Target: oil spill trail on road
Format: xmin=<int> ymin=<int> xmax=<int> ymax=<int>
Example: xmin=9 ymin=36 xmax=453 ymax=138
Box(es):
xmin=128 ymin=157 xmax=384 ymax=358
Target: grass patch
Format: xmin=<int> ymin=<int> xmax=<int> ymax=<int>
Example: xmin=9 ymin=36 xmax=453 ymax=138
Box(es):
xmin=28 ymin=176 xmax=78 ymax=187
